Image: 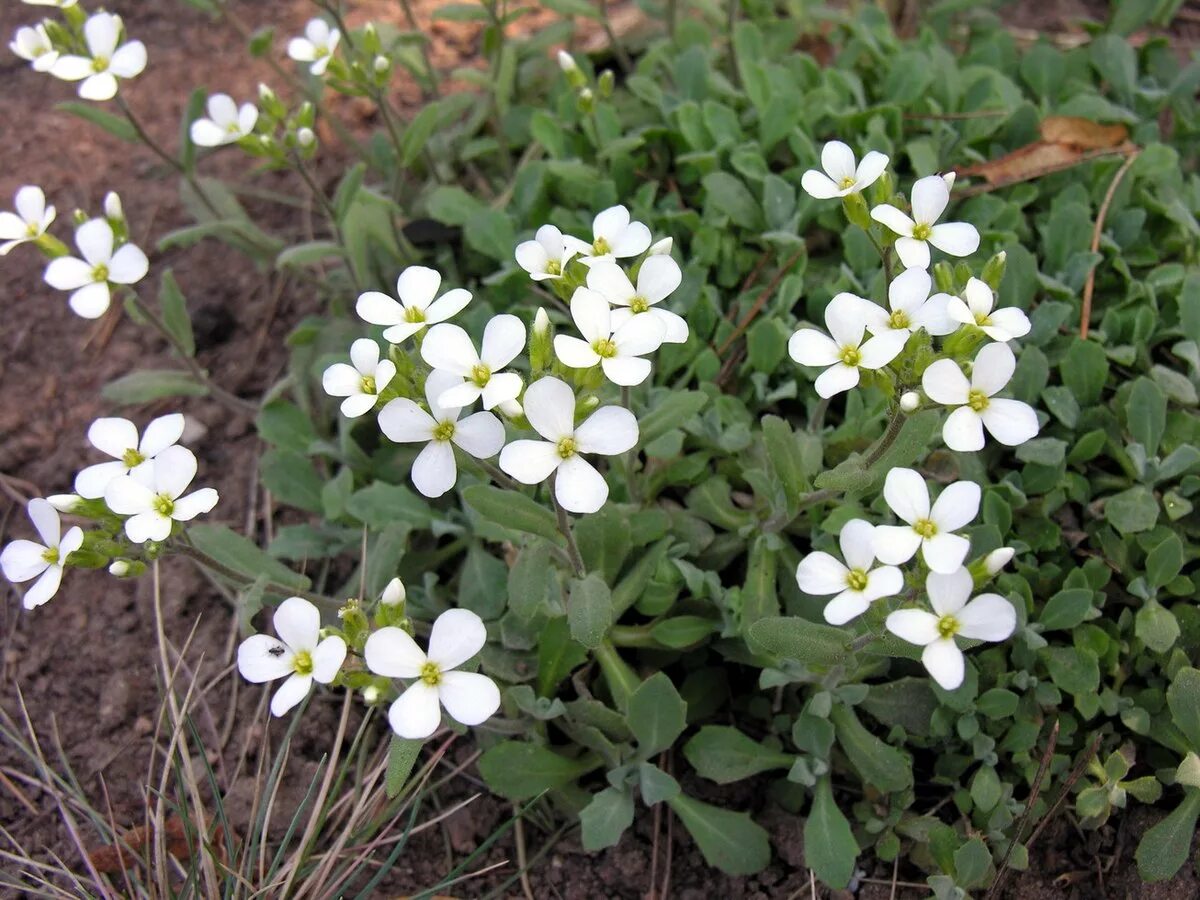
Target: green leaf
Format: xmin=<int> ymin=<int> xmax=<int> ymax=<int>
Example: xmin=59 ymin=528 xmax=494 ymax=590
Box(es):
xmin=649 ymin=616 xmax=718 ymax=648
xmin=579 ymin=787 xmax=634 ymax=851
xmin=345 ymin=482 xmax=432 ymax=529
xmin=637 ymin=762 xmax=681 ymax=805
xmin=477 ymin=742 xmax=597 ymax=800
xmin=829 ymin=705 xmax=913 ymax=793
xmin=970 ymin=766 xmax=1004 ymax=813
xmin=1147 ymin=534 xmax=1184 ymax=589
xmin=364 ymin=523 xmax=409 ymax=599
xmin=463 ymin=485 xmax=561 ymax=543
xmin=276 ymin=241 xmax=344 ymax=269
xmin=574 ymin=508 xmax=632 ymax=584
xmin=188 ymin=523 xmax=311 ymax=591
xmin=158 ymin=270 xmax=195 ymax=357
xmin=425 ymin=185 xmax=481 ymax=225
xmin=1127 ymin=377 xmax=1167 ymax=456
xmin=1135 ymin=789 xmax=1200 ymax=882
xmin=1039 ymin=588 xmax=1094 ymax=631
xmin=1106 ymin=486 xmax=1160 ymax=534
xmin=568 ymin=574 xmax=612 ymax=649
xmin=1043 ymin=646 xmax=1100 ymax=696
xmin=814 ymin=412 xmax=939 ymax=494
xmin=1136 ymin=600 xmax=1180 ymax=654
xmin=666 ymin=793 xmax=770 ymax=876
xmin=536 ymin=617 xmax=588 ymax=697
xmin=804 ymin=777 xmax=858 ymax=888
xmin=508 ymin=541 xmax=559 ymax=622
xmin=101 ymin=370 xmax=208 ymax=405
xmin=58 ymin=102 xmax=139 ymax=142
xmin=762 ymin=415 xmax=810 ymax=510
xmin=637 ymin=391 xmax=708 ymax=446
xmin=400 ymin=102 xmax=440 ymax=166
xmin=683 ymin=726 xmax=793 ymax=784
xmin=1061 ymin=339 xmax=1108 ymax=405
xmin=739 ymin=537 xmax=779 ymax=633
xmin=1168 ymin=667 xmax=1200 ymax=749
xmin=747 ymin=616 xmax=851 ymax=668
xmin=457 ymin=545 xmax=508 ymax=620
xmin=701 ymin=172 xmax=764 ymax=230
xmin=385 ymin=736 xmax=422 ymax=798
xmin=260 ymin=449 xmax=324 ymax=514
xmin=627 ymin=672 xmax=687 ymax=757
xmin=954 ymin=836 xmax=993 ymax=888
xmin=256 ymin=401 xmax=317 ymax=451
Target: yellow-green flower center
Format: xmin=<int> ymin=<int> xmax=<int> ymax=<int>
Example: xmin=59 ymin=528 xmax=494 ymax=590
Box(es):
xmin=420 ymin=660 xmax=442 ymax=686
xmin=839 ymin=345 xmax=861 ymax=367
xmin=545 ymin=259 xmax=562 ymax=277
xmin=592 ymin=338 xmax=618 ymax=359
xmin=888 ymin=310 xmax=911 ymax=330
xmin=26 ymin=222 xmax=40 ymax=237
xmin=42 ymin=547 xmax=60 ymax=565
xmin=153 ymin=494 xmax=175 ymax=517
xmin=360 ymin=375 xmax=377 ymax=395
xmin=470 ymin=363 xmax=492 ymax=387
xmin=936 ymin=615 xmax=960 ymax=640
xmin=91 ymin=55 xmax=110 ymax=73
xmin=592 ymin=236 xmax=611 ymax=256
xmin=556 ymin=436 xmax=577 ymax=459
xmin=967 ymin=389 xmax=989 ymax=412
xmin=432 ymin=420 xmax=456 ymax=442
xmin=846 ymin=569 xmax=869 ymax=592
xmin=403 ymin=306 xmax=426 ymax=324
xmin=974 ymin=311 xmax=991 ymax=327
xmin=92 ymin=263 xmax=110 ymax=283
xmin=914 ymin=518 xmax=938 ymax=539
xmin=839 ymin=176 xmax=857 ymax=190
xmin=293 ymin=649 xmax=314 ymax=676
xmin=122 ymin=448 xmax=146 ymax=468
xmin=630 ymin=296 xmax=650 ymax=314
xmin=315 ymin=45 xmax=331 ymax=59
xmin=912 ymin=223 xmax=932 ymax=241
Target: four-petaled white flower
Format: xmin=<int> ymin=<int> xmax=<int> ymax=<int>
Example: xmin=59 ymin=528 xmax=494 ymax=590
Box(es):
xmin=796 ymin=519 xmax=904 ymax=626
xmin=801 ymin=141 xmax=890 ymax=199
xmin=0 ymin=186 xmax=55 ymax=256
xmin=288 ymin=18 xmax=340 ymax=76
xmin=554 ymin=287 xmax=665 ymax=385
xmin=10 ymin=24 xmax=58 ymax=72
xmin=922 ymin=342 xmax=1039 ymax=452
xmin=322 ymin=338 xmax=396 ymax=419
xmin=873 ymin=468 xmax=980 ymax=574
xmin=499 ymin=376 xmax=637 ymax=514
xmin=364 ymin=608 xmax=500 ymax=739
xmin=945 ymin=277 xmax=1030 ymax=342
xmin=377 ymin=370 xmax=505 ymax=499
xmin=190 ymin=93 xmax=258 ymax=147
xmin=861 ymin=267 xmax=957 ymax=338
xmin=421 ymin=315 xmax=526 ymax=410
xmin=871 ymin=175 xmax=979 ymax=270
xmin=575 ymin=204 xmax=652 ymax=267
xmin=1 ymin=499 xmax=83 ymax=610
xmin=43 ymin=218 xmax=149 ymax=319
xmin=788 ymin=293 xmax=908 ymax=398
xmin=75 ymin=413 xmax=185 ymax=499
xmin=586 ymin=256 xmax=688 ymax=344
xmin=885 ymin=568 xmax=1016 ymax=690
xmin=104 ymin=446 xmax=220 ymax=543
xmin=22 ymin=0 xmax=79 ymax=6
xmin=50 ymin=12 xmax=147 ymax=101
xmin=237 ymin=596 xmax=348 ymax=716
xmin=356 ymin=266 xmax=471 ymax=344
xmin=514 ymin=224 xmax=587 ymax=281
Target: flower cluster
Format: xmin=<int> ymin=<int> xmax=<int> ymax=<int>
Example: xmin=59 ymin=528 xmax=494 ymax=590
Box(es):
xmin=11 ymin=8 xmax=145 ymax=100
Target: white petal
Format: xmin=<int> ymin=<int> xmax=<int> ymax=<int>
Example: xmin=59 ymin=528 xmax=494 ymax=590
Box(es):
xmin=480 ymin=372 xmax=522 ymax=410
xmin=84 ymin=12 xmax=120 ymax=59
xmin=814 ymin=363 xmax=860 ymax=398
xmin=270 ymin=674 xmax=313 ymax=717
xmin=427 ymin=607 xmax=488 ymax=670
xmin=311 ymin=636 xmax=347 ymax=683
xmin=349 ymin=337 xmax=381 ymax=375
xmin=862 ymin=565 xmax=904 ymax=602
xmin=1 ymin=541 xmax=50 ymax=583
xmin=555 ymin=455 xmax=608 ymax=514
xmin=602 ymin=356 xmax=652 ymax=386
xmin=306 ymin=18 xmax=332 ymax=44
xmin=839 ymin=519 xmax=877 ymax=571
xmin=637 ymin=255 xmax=682 ymax=303
xmin=650 ymin=308 xmax=689 ymax=344
xmin=592 ymin=205 xmax=631 ymax=242
xmin=480 ymin=314 xmax=526 ymax=368
xmin=364 ymin=626 xmax=427 ymax=678
xmin=586 ymin=262 xmax=636 ymax=305
xmin=69 ymin=283 xmax=112 ymax=319
xmin=139 ymin=413 xmax=185 ymax=456
xmin=821 ymin=141 xmax=856 ymax=181
xmin=0 ymin=213 xmax=28 ymax=243
xmin=152 ymin=445 xmax=198 ymax=498
xmin=375 ymin=360 xmax=396 ymax=393
xmin=323 ymin=363 xmax=363 ymax=397
xmin=854 ymin=151 xmax=889 ymax=189
xmin=536 ymin=223 xmax=566 ymax=259
xmin=575 ymin=406 xmax=638 ymax=455
xmin=104 ymin=476 xmax=154 ymax=515
xmin=108 ymin=41 xmax=147 ymax=79
xmin=190 ymin=119 xmax=226 ymax=147
xmin=925 ymin=568 xmax=972 ymax=616
xmin=984 ymin=307 xmax=1031 ymax=341
xmin=206 ymin=93 xmax=238 ymax=127
xmin=499 ymin=440 xmax=561 ymax=485
xmin=795 ymin=551 xmax=849 ymax=596
xmin=963 ymin=278 xmax=994 ymax=317
xmin=50 ymin=55 xmax=94 ymax=82
xmin=523 ymin=377 xmax=576 ymax=441
xmin=873 ymin=525 xmax=922 ymax=566
xmin=341 ymin=394 xmax=378 ymax=418
xmin=870 ymin=204 xmax=914 ymax=237
xmin=237 ymin=634 xmax=295 ymax=682
xmin=23 ymin=567 xmax=63 ymax=610
xmin=971 ymin=342 xmax=1017 ymax=396
xmin=396 ymin=265 xmax=441 ymax=308
xmin=382 ymin=322 xmax=426 ymax=344
xmin=982 ymin=400 xmax=1040 ymax=446
xmin=943 ymin=407 xmax=985 ymax=452
xmin=910 ymin=175 xmax=950 ymax=225
xmin=922 ymin=533 xmax=971 ymax=575
xmin=356 ymin=290 xmax=404 ymax=326
xmin=379 ymin=399 xmax=436 ymax=443
xmin=860 ymin=301 xmax=895 ymax=336
xmin=411 ymin=441 xmax=457 ymax=498
xmin=570 ymin=288 xmax=612 ymax=343
xmin=889 ymin=268 xmax=931 ymax=314
xmin=274 ymin=595 xmax=321 ymax=652
xmin=609 ymin=221 xmax=652 ymax=258
xmin=171 ymin=488 xmax=219 ymax=521
xmin=452 ymin=412 xmax=505 ymax=458
xmin=883 ymin=467 xmax=929 ymax=523
xmin=801 ymin=170 xmax=844 ymax=200
xmin=79 ymin=72 xmax=119 ymax=102
xmin=425 ymin=369 xmax=466 ymax=421
xmin=59 ymin=527 xmax=83 ymax=558
xmin=613 ymin=313 xmax=665 ymax=357
xmin=928 ymin=223 xmax=980 ymax=258
xmin=789 ymin=329 xmax=839 ymax=367
xmin=421 ymin=323 xmax=477 ymax=375
xmin=124 ymin=511 xmax=171 ymax=544
xmin=27 ymin=497 xmax=61 ymax=547
xmin=956 ymin=594 xmax=1017 ymax=642
xmin=922 ymin=359 xmax=971 ymax=406
xmin=44 ymin=257 xmax=93 ymax=291
xmin=555 ymin=335 xmax=601 ymax=370
xmin=911 ymin=294 xmax=958 ymax=336
xmin=438 ymin=671 xmax=501 ymax=726
xmin=424 ymin=289 xmax=472 ymax=324
xmin=945 ymin=296 xmax=974 ymax=327
xmin=922 ymin=639 xmax=965 ymax=690
xmin=894 ymin=237 xmax=930 ymax=270
xmin=387 ymin=682 xmax=442 ymax=739
xmin=107 ymin=244 xmax=148 ymax=284
xmin=515 ymin=238 xmax=551 ymax=275
xmin=824 ymin=293 xmax=867 ymax=347
xmin=437 ymin=380 xmax=484 ymax=410
xmin=886 ymin=609 xmax=940 ymax=646
xmin=931 ymin=481 xmax=981 ymax=532
xmin=858 ymin=331 xmax=907 ymax=369
xmin=14 ymin=187 xmax=46 ymax=224
xmin=237 ymin=103 xmax=258 ymax=134
xmin=823 ymin=591 xmax=870 ymax=626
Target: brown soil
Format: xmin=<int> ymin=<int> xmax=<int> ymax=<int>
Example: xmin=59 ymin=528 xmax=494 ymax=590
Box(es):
xmin=2 ymin=1 xmax=1199 ymax=897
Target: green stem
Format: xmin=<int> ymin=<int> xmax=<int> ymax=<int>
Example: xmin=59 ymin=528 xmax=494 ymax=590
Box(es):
xmin=609 ymin=625 xmax=666 ymax=649
xmin=173 ymin=541 xmax=340 ymax=615
xmin=865 ymin=229 xmax=894 ymax=286
xmin=397 ymin=0 xmax=441 ymax=98
xmin=594 ymin=640 xmax=639 ymax=711
xmin=598 ymin=0 xmax=633 ymax=74
xmin=863 ymin=406 xmax=906 ymax=468
xmin=473 ymin=457 xmax=522 ymax=492
xmin=621 ymin=385 xmax=641 ymax=504
xmin=550 ymin=476 xmax=586 ymax=578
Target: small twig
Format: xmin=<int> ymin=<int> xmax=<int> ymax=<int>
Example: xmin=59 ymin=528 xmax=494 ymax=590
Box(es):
xmin=598 ymin=0 xmax=634 ymax=74
xmin=550 ymin=476 xmax=586 ymax=578
xmin=902 ymin=108 xmax=1008 ymax=121
xmin=513 ymin=806 xmax=536 ymax=900
xmin=1025 ymin=732 xmax=1104 ymax=851
xmin=1080 ymin=149 xmax=1140 ymax=340
xmin=987 ymin=719 xmax=1060 ymax=900
xmin=715 ymin=249 xmax=806 ymax=359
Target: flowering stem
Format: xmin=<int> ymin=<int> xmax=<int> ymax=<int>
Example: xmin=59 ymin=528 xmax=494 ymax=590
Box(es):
xmin=472 ymin=458 xmax=521 ymax=492
xmin=863 ymin=405 xmax=906 ymax=468
xmin=864 ymin=229 xmax=894 ymax=286
xmin=397 ymin=0 xmax=441 ymax=98
xmin=610 ymin=624 xmax=668 ymax=649
xmin=598 ymin=0 xmax=634 ymax=74
xmin=549 ymin=477 xmax=586 ymax=578
xmin=621 ymin=385 xmax=641 ymax=503
xmin=173 ymin=541 xmax=340 ymax=615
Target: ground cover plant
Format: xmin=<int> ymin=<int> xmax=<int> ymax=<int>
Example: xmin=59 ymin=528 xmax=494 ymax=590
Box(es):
xmin=3 ymin=0 xmax=1200 ymax=894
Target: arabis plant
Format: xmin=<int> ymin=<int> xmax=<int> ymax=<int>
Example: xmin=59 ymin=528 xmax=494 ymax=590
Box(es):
xmin=515 ymin=224 xmax=587 ymax=281
xmin=922 ymin=342 xmax=1040 ymax=451
xmin=0 ymin=500 xmax=82 ymax=610
xmin=322 ymin=338 xmax=396 ymax=419
xmin=43 ymin=217 xmax=148 ymax=318
xmin=287 ymin=18 xmax=340 ymax=76
xmin=0 ymin=186 xmax=55 ymax=256
xmin=356 ymin=265 xmax=472 ymax=344
xmin=75 ymin=413 xmax=186 ymax=499
xmin=50 ymin=11 xmax=146 ymax=101
xmin=787 ymin=292 xmax=907 ymax=398
xmin=801 ymin=140 xmax=889 ymax=199
xmin=190 ymin=93 xmax=259 ymax=147
xmin=871 ymin=174 xmax=980 ymax=270
xmin=104 ymin=445 xmax=220 ymax=543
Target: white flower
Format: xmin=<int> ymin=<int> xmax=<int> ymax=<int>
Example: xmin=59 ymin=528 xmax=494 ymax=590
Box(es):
xmin=787 ymin=293 xmax=907 ymax=398
xmin=795 ymin=519 xmax=904 ymax=625
xmin=861 ymin=268 xmax=957 ymax=338
xmin=586 ymin=256 xmax=688 ymax=344
xmin=871 ymin=175 xmax=980 ymax=270
xmin=377 ymin=370 xmax=506 ymax=499
xmin=47 ymin=494 xmax=82 ymax=513
xmin=10 ymin=24 xmax=58 ymax=72
xmin=801 ymin=141 xmax=889 ymax=199
xmin=984 ymin=547 xmax=1015 ymax=575
xmin=873 ymin=468 xmax=980 ymax=574
xmin=576 ymin=205 xmax=652 ymax=267
xmin=364 ymin=608 xmax=500 ymax=739
xmin=381 ymin=577 xmax=406 ymax=606
xmin=356 ymin=266 xmax=471 ymax=344
xmin=322 ymin=338 xmax=396 ymax=419
xmin=50 ymin=12 xmax=147 ymax=101
xmin=421 ymin=315 xmax=525 ymax=410
xmin=104 ymin=446 xmax=220 ymax=543
xmin=498 ymin=376 xmax=637 ymax=514
xmin=0 ymin=186 xmax=55 ymax=256
xmin=515 ymin=224 xmax=587 ymax=281
xmin=945 ymin=277 xmax=1030 ymax=342
xmin=922 ymin=342 xmax=1040 ymax=452
xmin=1 ymin=499 xmax=83 ymax=610
xmin=288 ymin=18 xmax=340 ymax=76
xmin=885 ymin=568 xmax=1016 ymax=690
xmin=237 ymin=596 xmax=347 ymax=716
xmin=43 ymin=218 xmax=148 ymax=319
xmin=554 ymin=288 xmax=665 ymax=386
xmin=22 ymin=0 xmax=78 ymax=6
xmin=190 ymin=93 xmax=258 ymax=147
xmin=75 ymin=413 xmax=185 ymax=499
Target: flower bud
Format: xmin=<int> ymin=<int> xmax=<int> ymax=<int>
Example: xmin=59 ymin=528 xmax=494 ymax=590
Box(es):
xmin=598 ymin=69 xmax=615 ymax=98
xmin=381 ymin=577 xmax=406 ymax=606
xmin=984 ymin=547 xmax=1015 ymax=575
xmin=47 ymin=493 xmax=81 ymax=513
xmin=942 ymin=171 xmax=957 ymax=191
xmin=899 ymin=391 xmax=920 ymax=413
xmin=497 ymin=398 xmax=524 ymax=420
xmin=373 ymin=54 xmax=390 ymax=73
xmin=648 ymin=237 xmax=673 ymax=256
xmin=557 ymin=50 xmax=577 ymax=73
xmin=932 ymin=260 xmax=956 ymax=295
xmin=363 ymin=684 xmax=381 ymax=704
xmin=108 ymin=559 xmax=146 ymax=578
xmin=530 ymin=308 xmax=553 ymax=373
xmin=576 ymin=87 xmax=595 ymax=113
xmin=841 ymin=191 xmax=871 ymax=231
xmin=297 ymin=101 xmax=316 ymax=128
xmin=296 ymin=127 xmax=316 ymax=148
xmin=982 ymin=250 xmax=1007 ymax=292
xmin=103 ymin=191 xmax=124 ymax=222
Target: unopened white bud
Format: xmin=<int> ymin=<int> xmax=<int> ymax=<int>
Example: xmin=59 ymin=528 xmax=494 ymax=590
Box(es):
xmin=899 ymin=391 xmax=920 ymax=413
xmin=109 ymin=561 xmax=130 ymax=577
xmin=557 ymin=50 xmax=577 ymax=72
xmin=373 ymin=54 xmax=389 ymax=73
xmin=103 ymin=191 xmax=123 ymax=221
xmin=534 ymin=307 xmax=550 ymax=336
xmin=942 ymin=171 xmax=957 ymax=191
xmin=297 ymin=127 xmax=315 ymax=148
xmin=362 ymin=685 xmax=380 ymax=704
xmin=648 ymin=237 xmax=673 ymax=256
xmin=258 ymin=82 xmax=276 ymax=102
xmin=498 ymin=399 xmax=524 ymax=420
xmin=47 ymin=493 xmax=81 ymax=513
xmin=381 ymin=577 xmax=406 ymax=606
xmin=984 ymin=547 xmax=1015 ymax=575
